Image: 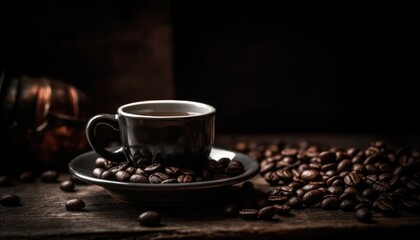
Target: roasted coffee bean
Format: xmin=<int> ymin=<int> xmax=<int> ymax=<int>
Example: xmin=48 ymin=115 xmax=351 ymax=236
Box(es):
xmin=222 ymin=203 xmax=238 ymax=217
xmin=337 ymin=159 xmax=352 ymax=173
xmin=19 ymin=171 xmax=34 ymax=183
xmin=321 ymin=196 xmax=339 ymax=210
xmin=60 ymin=180 xmax=75 ymax=192
xmin=161 ymin=179 xmax=178 ymax=184
xmin=365 ymin=175 xmax=378 ymax=185
xmin=296 ymin=189 xmax=306 ymax=198
xmin=372 ymin=181 xmax=389 ymax=192
xmin=281 ymin=148 xmax=298 ymax=157
xmin=327 ymin=186 xmax=343 ymax=195
xmin=65 ymin=199 xmax=85 ymax=211
xmin=95 ymin=157 xmax=110 ymax=168
xmin=302 ymin=184 xmax=319 ymax=191
xmin=41 ymin=170 xmax=59 ymax=183
xmin=177 ymin=174 xmax=193 ymax=183
xmin=239 ymin=209 xmax=258 ymax=220
xmin=355 ymin=208 xmax=372 ymax=222
xmin=300 ymin=170 xmax=322 ymax=182
xmin=302 ymin=189 xmax=324 ymax=205
xmin=332 ymin=179 xmax=344 ymax=187
xmin=364 ymin=164 xmax=378 ymax=175
xmin=339 ymin=192 xmax=356 ymax=201
xmin=109 ymin=163 xmax=128 ymax=173
xmin=275 ymin=169 xmax=293 ymax=182
xmin=125 ymin=167 xmax=137 ymax=175
xmin=260 ymin=161 xmax=274 ymax=174
xmin=179 ymin=168 xmax=196 ymax=176
xmin=321 ymin=163 xmax=337 ymax=172
xmin=267 ymin=195 xmax=288 ymax=204
xmin=93 ymin=168 xmax=105 ymax=178
xmin=0 ymin=194 xmax=20 ymax=206
xmin=218 ymin=157 xmax=231 ymax=168
xmin=355 ymin=202 xmax=370 ymax=210
xmin=374 ymin=199 xmax=397 ymax=215
xmin=116 ymin=171 xmax=131 ymax=182
xmin=286 ymin=196 xmax=303 ymax=209
xmin=135 ymin=168 xmax=147 ymax=176
xmin=288 ymin=181 xmax=301 ymax=190
xmin=101 ymin=170 xmax=115 ymax=180
xmin=207 ymin=159 xmax=225 ymax=173
xmin=401 ymin=198 xmax=420 ymax=209
xmin=343 ymin=171 xmax=363 ymax=187
xmin=165 ymin=167 xmax=180 ymax=176
xmin=339 ymin=171 xmax=349 ymax=178
xmin=135 ymin=157 xmax=150 ymax=167
xmin=149 ymin=172 xmax=169 ymax=184
xmin=273 ymin=204 xmax=291 ymax=215
xmin=225 ymin=160 xmax=245 ymax=176
xmin=326 ymin=176 xmax=341 ymax=186
xmin=340 ymin=199 xmax=355 ymax=212
xmin=144 ymin=163 xmax=162 ymax=173
xmin=325 ymin=170 xmax=337 ymax=177
xmin=406 ymin=180 xmax=420 ymax=190
xmin=138 ymin=211 xmax=161 ymax=226
xmin=0 ymin=175 xmax=12 ymax=186
xmin=130 ymin=174 xmax=149 ymax=183
xmin=352 ymin=163 xmax=365 ymax=174
xmin=319 ymin=151 xmax=336 ymax=164
xmin=309 ymin=162 xmax=321 ymax=170
xmin=258 ymin=206 xmax=276 ymax=220
xmin=361 ymin=188 xmax=378 ymax=200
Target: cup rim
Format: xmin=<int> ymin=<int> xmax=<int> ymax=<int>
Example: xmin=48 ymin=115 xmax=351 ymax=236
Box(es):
xmin=118 ymin=100 xmax=216 ymax=119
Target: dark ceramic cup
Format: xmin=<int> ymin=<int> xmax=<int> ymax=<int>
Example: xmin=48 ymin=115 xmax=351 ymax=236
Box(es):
xmin=86 ymin=100 xmax=216 ymax=170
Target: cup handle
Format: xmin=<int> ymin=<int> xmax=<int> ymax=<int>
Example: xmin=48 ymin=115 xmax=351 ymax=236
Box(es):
xmin=85 ymin=114 xmax=126 ymax=162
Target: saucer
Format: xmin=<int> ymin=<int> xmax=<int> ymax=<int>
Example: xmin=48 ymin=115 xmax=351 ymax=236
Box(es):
xmin=68 ymin=148 xmax=260 ymax=206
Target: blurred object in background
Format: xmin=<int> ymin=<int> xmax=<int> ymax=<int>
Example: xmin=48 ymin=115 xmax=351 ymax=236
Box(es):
xmin=0 ymin=71 xmax=91 ymax=173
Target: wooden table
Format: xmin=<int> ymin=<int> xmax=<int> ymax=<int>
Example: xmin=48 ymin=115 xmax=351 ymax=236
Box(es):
xmin=1 ymin=134 xmax=420 ymax=239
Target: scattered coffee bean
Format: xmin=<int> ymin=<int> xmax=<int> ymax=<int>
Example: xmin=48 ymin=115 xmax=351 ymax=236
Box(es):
xmin=0 ymin=194 xmax=20 ymax=206
xmin=225 ymin=160 xmax=245 ymax=176
xmin=138 ymin=211 xmax=161 ymax=226
xmin=340 ymin=199 xmax=355 ymax=212
xmin=65 ymin=199 xmax=85 ymax=211
xmin=321 ymin=197 xmax=339 ymax=210
xmin=60 ymin=180 xmax=75 ymax=192
xmin=101 ymin=170 xmax=115 ymax=180
xmin=239 ymin=209 xmax=258 ymax=220
xmin=222 ymin=203 xmax=239 ymax=217
xmin=300 ymin=170 xmax=322 ymax=182
xmin=0 ymin=175 xmax=12 ymax=186
xmin=302 ymin=189 xmax=324 ymax=205
xmin=273 ymin=204 xmax=291 ymax=215
xmin=258 ymin=206 xmax=276 ymax=220
xmin=41 ymin=170 xmax=59 ymax=183
xmin=19 ymin=171 xmax=34 ymax=183
xmin=177 ymin=174 xmax=193 ymax=183
xmin=355 ymin=208 xmax=372 ymax=222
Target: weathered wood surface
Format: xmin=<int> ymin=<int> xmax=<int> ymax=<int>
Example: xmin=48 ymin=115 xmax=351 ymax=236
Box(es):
xmin=1 ymin=134 xmax=420 ymax=239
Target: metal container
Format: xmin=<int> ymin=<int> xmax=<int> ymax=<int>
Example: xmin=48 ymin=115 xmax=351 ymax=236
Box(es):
xmin=0 ymin=71 xmax=91 ymax=173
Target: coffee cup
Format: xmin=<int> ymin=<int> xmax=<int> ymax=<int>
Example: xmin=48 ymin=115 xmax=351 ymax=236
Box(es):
xmin=85 ymin=100 xmax=216 ymax=170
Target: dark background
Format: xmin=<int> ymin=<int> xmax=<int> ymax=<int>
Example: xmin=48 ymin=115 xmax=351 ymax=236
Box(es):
xmin=1 ymin=1 xmax=418 ymax=134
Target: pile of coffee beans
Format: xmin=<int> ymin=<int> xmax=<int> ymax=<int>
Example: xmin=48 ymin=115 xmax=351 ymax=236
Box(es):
xmin=235 ymin=140 xmax=420 ymax=222
xmin=91 ymin=157 xmax=245 ymax=183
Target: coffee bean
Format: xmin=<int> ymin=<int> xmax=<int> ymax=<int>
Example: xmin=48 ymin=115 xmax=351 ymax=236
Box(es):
xmin=355 ymin=208 xmax=372 ymax=222
xmin=319 ymin=151 xmax=336 ymax=164
xmin=115 ymin=171 xmax=131 ymax=182
xmin=337 ymin=159 xmax=352 ymax=173
xmin=273 ymin=204 xmax=291 ymax=215
xmin=321 ymin=163 xmax=337 ymax=172
xmin=65 ymin=199 xmax=85 ymax=211
xmin=267 ymin=195 xmax=288 ymax=204
xmin=161 ymin=179 xmax=178 ymax=184
xmin=101 ymin=170 xmax=115 ymax=180
xmin=19 ymin=171 xmax=34 ymax=183
xmin=0 ymin=175 xmax=12 ymax=186
xmin=130 ymin=174 xmax=149 ymax=183
xmin=239 ymin=209 xmax=258 ymax=220
xmin=340 ymin=199 xmax=355 ymax=212
xmin=138 ymin=211 xmax=161 ymax=226
xmin=225 ymin=160 xmax=245 ymax=176
xmin=0 ymin=194 xmax=20 ymax=206
xmin=401 ymin=198 xmax=420 ymax=209
xmin=60 ymin=180 xmax=75 ymax=192
xmin=218 ymin=157 xmax=231 ymax=168
xmin=302 ymin=189 xmax=324 ymax=205
xmin=302 ymin=184 xmax=319 ymax=191
xmin=93 ymin=168 xmax=105 ymax=178
xmin=177 ymin=174 xmax=193 ymax=183
xmin=355 ymin=202 xmax=370 ymax=210
xmin=343 ymin=171 xmax=363 ymax=187
xmin=222 ymin=203 xmax=238 ymax=217
xmin=321 ymin=196 xmax=339 ymax=210
xmin=41 ymin=170 xmax=59 ymax=183
xmin=149 ymin=172 xmax=169 ymax=184
xmin=144 ymin=163 xmax=162 ymax=173
xmin=95 ymin=157 xmax=110 ymax=168
xmin=296 ymin=189 xmax=306 ymax=198
xmin=374 ymin=199 xmax=397 ymax=215
xmin=125 ymin=167 xmax=137 ymax=175
xmin=364 ymin=164 xmax=379 ymax=175
xmin=300 ymin=170 xmax=322 ymax=182
xmin=361 ymin=188 xmax=378 ymax=200
xmin=135 ymin=168 xmax=147 ymax=176
xmin=207 ymin=159 xmax=225 ymax=173
xmin=372 ymin=181 xmax=389 ymax=192
xmin=109 ymin=163 xmax=128 ymax=173
xmin=275 ymin=169 xmax=293 ymax=182
xmin=165 ymin=167 xmax=180 ymax=176
xmin=258 ymin=206 xmax=276 ymax=220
